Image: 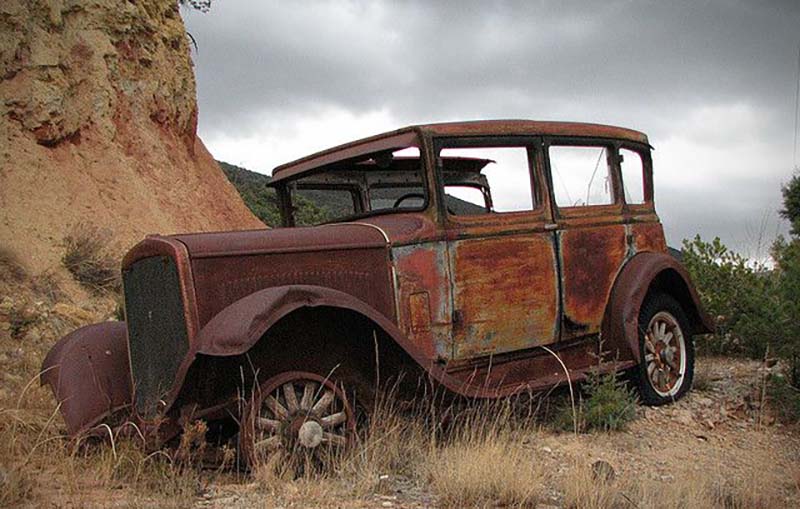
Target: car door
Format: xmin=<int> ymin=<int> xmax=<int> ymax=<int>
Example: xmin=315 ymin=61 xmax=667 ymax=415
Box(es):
xmin=544 ymin=138 xmax=629 ymax=343
xmin=435 ymin=137 xmax=560 ymax=360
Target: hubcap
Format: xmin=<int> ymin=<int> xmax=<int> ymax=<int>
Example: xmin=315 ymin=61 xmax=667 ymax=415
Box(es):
xmin=644 ymin=311 xmax=686 ymax=397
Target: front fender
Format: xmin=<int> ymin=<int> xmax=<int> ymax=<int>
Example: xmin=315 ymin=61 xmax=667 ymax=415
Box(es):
xmin=195 ymin=285 xmax=410 ymax=356
xmin=40 ymin=321 xmax=132 ymax=436
xmin=191 ymin=285 xmax=514 ymax=400
xmin=602 ymin=252 xmax=713 ymax=361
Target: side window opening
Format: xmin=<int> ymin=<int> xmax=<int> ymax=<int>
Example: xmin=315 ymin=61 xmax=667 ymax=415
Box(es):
xmin=439 ymin=146 xmax=536 ymax=215
xmin=549 ymin=145 xmax=614 ymax=207
xmin=619 ymin=148 xmax=646 ymax=205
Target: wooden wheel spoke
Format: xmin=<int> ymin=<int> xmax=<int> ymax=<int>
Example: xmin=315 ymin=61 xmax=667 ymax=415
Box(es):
xmin=265 ymin=395 xmax=288 ymax=420
xmin=301 ymin=382 xmax=316 ymax=410
xmin=256 ymin=417 xmax=281 ymax=432
xmin=322 ymin=432 xmax=347 ymax=446
xmin=254 ymin=435 xmax=282 ymax=451
xmin=283 ymin=383 xmax=299 ymax=413
xmin=312 ymin=390 xmax=335 ymax=416
xmin=320 ymin=411 xmax=347 ymax=428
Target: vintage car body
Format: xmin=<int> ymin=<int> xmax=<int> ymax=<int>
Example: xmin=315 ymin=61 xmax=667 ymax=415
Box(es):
xmin=42 ymin=120 xmax=712 ymax=461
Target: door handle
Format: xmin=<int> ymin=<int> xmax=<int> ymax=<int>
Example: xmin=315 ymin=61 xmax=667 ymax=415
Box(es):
xmin=544 ymin=223 xmax=559 ymax=231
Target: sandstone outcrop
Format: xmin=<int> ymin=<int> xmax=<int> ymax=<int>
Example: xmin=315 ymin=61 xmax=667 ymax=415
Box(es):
xmin=0 ymin=0 xmax=263 ymax=272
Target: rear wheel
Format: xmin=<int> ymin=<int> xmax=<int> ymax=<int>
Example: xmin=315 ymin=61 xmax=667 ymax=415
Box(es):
xmin=635 ymin=293 xmax=694 ymax=405
xmin=240 ymin=371 xmax=355 ymax=468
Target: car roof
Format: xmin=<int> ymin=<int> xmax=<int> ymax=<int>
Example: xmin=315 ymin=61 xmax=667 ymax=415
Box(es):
xmin=270 ymin=119 xmax=649 ymax=184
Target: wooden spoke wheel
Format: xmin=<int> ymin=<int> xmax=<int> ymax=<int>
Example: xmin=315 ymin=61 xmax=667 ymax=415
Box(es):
xmin=240 ymin=371 xmax=355 ymax=467
xmin=644 ymin=311 xmax=686 ymax=397
xmin=635 ymin=293 xmax=694 ymax=405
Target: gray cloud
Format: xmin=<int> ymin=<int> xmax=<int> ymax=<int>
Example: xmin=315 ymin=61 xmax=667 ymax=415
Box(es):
xmin=183 ymin=0 xmax=800 ymax=255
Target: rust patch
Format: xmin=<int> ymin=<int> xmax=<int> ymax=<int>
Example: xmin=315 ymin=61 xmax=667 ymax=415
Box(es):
xmin=632 ymin=222 xmax=667 ymax=253
xmin=450 ymin=234 xmax=558 ymax=358
xmin=392 ymin=243 xmax=451 ymax=359
xmin=560 ymin=225 xmax=627 ymax=339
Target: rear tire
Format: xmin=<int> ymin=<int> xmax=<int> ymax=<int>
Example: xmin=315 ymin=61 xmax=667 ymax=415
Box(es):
xmin=634 ymin=293 xmax=694 ymax=406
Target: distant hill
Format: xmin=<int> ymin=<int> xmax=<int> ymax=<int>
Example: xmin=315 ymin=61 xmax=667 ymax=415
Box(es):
xmin=218 ymin=161 xmax=281 ymax=226
xmin=217 ymin=161 xmax=334 ymax=226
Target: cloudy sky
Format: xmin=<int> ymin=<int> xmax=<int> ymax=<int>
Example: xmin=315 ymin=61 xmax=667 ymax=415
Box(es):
xmin=182 ymin=0 xmax=800 ymax=258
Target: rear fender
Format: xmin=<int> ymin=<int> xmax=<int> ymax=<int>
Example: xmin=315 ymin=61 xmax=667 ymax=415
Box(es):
xmin=40 ymin=322 xmax=132 ymax=436
xmin=602 ymin=252 xmax=713 ymax=361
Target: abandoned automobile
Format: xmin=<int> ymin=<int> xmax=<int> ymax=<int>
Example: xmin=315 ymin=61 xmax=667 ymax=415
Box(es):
xmin=42 ymin=120 xmax=712 ymax=465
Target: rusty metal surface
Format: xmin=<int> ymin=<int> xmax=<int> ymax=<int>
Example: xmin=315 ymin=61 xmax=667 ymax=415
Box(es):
xmin=270 ymin=130 xmax=420 ymax=184
xmin=188 ymin=243 xmax=394 ymax=328
xmin=272 ymin=120 xmax=648 ymax=183
xmin=449 ymin=234 xmax=559 ymax=358
xmin=392 ymin=242 xmax=452 ymax=359
xmin=602 ymin=252 xmax=714 ymax=361
xmin=172 ymin=222 xmax=387 ymax=259
xmin=40 ymin=322 xmax=132 ymax=436
xmin=559 ymin=224 xmax=628 ymax=341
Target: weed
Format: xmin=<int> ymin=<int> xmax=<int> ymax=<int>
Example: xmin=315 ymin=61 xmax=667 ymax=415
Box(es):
xmin=61 ymin=223 xmax=120 ymax=294
xmin=552 ymin=366 xmax=638 ymax=433
xmin=30 ymin=270 xmax=66 ymax=304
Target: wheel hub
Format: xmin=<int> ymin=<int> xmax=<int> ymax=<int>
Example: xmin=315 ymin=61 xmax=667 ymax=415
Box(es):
xmin=297 ymin=420 xmax=324 ymax=448
xmin=242 ymin=371 xmax=355 ymax=467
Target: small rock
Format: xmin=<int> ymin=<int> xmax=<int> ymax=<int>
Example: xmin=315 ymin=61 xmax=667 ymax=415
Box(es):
xmin=381 ymin=502 xmax=393 ymax=508
xmin=695 ymin=396 xmax=714 ymax=407
xmin=542 ymin=446 xmax=552 ymax=454
xmin=674 ymin=409 xmax=694 ymax=426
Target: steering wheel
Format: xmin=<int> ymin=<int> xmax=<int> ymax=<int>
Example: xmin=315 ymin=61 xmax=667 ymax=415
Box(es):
xmin=393 ymin=193 xmax=425 ymax=208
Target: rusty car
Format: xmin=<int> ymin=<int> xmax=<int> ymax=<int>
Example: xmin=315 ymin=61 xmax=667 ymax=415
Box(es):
xmin=41 ymin=120 xmax=712 ymax=465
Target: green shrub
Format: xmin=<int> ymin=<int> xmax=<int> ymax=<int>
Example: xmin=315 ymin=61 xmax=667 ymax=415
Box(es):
xmin=552 ymin=368 xmax=638 ymax=433
xmin=766 ymin=372 xmax=800 ymax=425
xmin=681 ymin=235 xmax=784 ymax=358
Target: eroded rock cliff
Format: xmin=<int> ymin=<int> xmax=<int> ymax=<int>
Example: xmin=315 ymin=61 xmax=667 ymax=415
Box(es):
xmin=0 ymin=0 xmax=262 ymax=272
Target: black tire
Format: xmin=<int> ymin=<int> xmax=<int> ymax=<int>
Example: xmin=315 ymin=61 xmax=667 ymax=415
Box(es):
xmin=634 ymin=293 xmax=694 ymax=406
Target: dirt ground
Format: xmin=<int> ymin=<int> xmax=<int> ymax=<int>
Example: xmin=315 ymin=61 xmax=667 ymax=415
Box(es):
xmin=182 ymin=358 xmax=799 ymax=509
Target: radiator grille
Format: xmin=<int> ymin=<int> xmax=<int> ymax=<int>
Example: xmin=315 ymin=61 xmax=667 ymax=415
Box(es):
xmin=123 ymin=256 xmax=189 ymax=417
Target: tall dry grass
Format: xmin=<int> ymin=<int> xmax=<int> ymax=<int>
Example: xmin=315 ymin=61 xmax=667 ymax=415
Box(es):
xmin=61 ymin=223 xmax=120 ymax=294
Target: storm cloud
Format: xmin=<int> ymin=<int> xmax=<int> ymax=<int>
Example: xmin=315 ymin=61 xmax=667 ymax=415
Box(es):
xmin=183 ymin=0 xmax=800 ymax=256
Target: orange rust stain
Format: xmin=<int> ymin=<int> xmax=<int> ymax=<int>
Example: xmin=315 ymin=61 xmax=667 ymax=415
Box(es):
xmin=451 ymin=235 xmax=558 ymax=358
xmin=393 ymin=244 xmax=450 ymax=359
xmin=560 ymin=225 xmax=627 ymax=337
xmin=632 ymin=222 xmax=666 ymax=253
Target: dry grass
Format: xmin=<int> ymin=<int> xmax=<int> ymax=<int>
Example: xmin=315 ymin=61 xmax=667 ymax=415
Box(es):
xmin=560 ymin=461 xmax=784 ymax=509
xmin=61 ymin=223 xmax=120 ymax=294
xmin=427 ymin=439 xmax=542 ymax=507
xmin=0 ymin=246 xmax=27 ymax=283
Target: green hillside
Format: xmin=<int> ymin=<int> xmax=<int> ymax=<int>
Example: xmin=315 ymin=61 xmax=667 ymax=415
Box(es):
xmin=218 ymin=161 xmax=334 ymax=226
